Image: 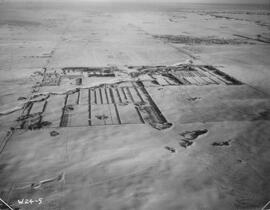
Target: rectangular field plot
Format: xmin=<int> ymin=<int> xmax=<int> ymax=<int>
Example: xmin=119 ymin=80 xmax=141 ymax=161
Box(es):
xmin=17 ymin=82 xmax=173 ymax=130
xmin=71 ymin=85 xmax=146 ymax=106
xmin=139 ymin=65 xmax=242 ymax=87
xmin=58 ymin=104 xmax=143 ymax=127
xmin=18 ymin=95 xmax=66 ymax=129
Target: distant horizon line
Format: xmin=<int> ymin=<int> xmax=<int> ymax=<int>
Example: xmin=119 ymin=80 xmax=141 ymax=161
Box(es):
xmin=4 ymin=0 xmax=270 ymax=5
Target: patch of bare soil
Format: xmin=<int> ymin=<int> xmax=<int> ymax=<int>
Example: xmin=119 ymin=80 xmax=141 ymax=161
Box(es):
xmin=153 ymin=35 xmax=252 ymax=45
xmin=0 ymin=19 xmax=41 ymax=27
xmin=208 ymin=12 xmax=270 ymax=28
xmin=179 ymin=129 xmax=208 ymax=148
xmin=253 ymin=109 xmax=270 ymax=120
xmin=212 ymin=139 xmax=232 ymax=147
xmin=95 ymin=114 xmax=109 ymax=120
xmin=50 ymin=130 xmax=59 ymax=137
xmin=180 ymin=129 xmax=208 ymax=140
xmin=234 ymin=34 xmax=270 ymax=44
xmin=186 ymin=97 xmax=201 ymax=101
xmin=164 ymin=146 xmax=176 ymax=153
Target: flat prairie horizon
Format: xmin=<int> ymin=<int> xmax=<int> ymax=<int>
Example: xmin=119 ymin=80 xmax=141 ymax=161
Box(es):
xmin=4 ymin=0 xmax=270 ymax=4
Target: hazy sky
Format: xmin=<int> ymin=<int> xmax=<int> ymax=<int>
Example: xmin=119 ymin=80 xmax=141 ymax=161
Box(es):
xmin=76 ymin=0 xmax=269 ymax=3
xmin=10 ymin=0 xmax=270 ymax=4
xmin=76 ymin=0 xmax=270 ymax=3
xmin=175 ymin=0 xmax=270 ymax=3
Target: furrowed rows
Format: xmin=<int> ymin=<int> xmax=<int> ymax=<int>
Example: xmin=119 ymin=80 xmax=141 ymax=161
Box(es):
xmin=18 ymin=81 xmax=174 ymax=129
xmin=57 ymin=85 xmax=146 ymax=127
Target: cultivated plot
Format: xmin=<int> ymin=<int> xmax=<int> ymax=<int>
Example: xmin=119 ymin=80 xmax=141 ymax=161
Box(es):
xmin=133 ymin=65 xmax=242 ymax=86
xmin=39 ymin=64 xmax=242 ymax=88
xmin=17 ymin=82 xmax=172 ymax=130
